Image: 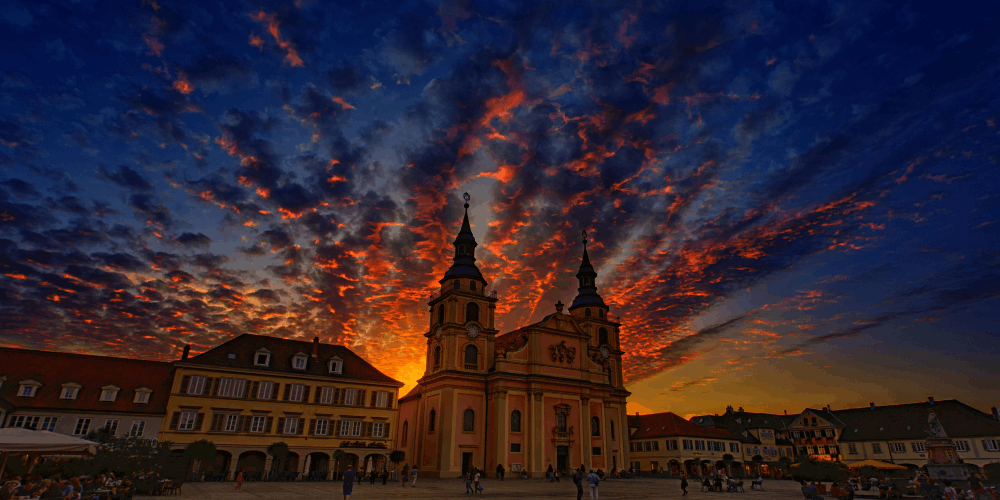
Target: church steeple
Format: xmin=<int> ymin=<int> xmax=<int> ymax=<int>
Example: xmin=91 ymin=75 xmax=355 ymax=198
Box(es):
xmin=569 ymin=230 xmax=607 ymax=311
xmin=441 ymin=192 xmax=486 ymax=284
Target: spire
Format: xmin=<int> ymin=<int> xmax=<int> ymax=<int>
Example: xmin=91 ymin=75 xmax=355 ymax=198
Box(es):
xmin=570 ymin=230 xmax=607 ymax=311
xmin=442 ymin=192 xmax=486 ymax=283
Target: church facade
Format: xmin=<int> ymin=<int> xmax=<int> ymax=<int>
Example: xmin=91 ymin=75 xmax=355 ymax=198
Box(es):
xmin=396 ymin=196 xmax=631 ymax=478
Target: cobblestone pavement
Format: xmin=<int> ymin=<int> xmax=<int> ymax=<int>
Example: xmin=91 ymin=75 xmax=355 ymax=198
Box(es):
xmin=139 ymin=478 xmax=809 ymax=499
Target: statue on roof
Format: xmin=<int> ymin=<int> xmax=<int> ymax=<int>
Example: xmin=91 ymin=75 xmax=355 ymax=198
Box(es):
xmin=927 ymin=410 xmax=948 ymax=439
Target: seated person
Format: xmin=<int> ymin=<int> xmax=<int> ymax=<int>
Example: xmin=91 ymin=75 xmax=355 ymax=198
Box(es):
xmin=801 ymin=480 xmax=824 ymax=500
xmin=877 ymin=481 xmax=890 ymax=500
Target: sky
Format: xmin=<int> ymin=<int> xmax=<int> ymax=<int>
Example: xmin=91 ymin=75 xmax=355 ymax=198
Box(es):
xmin=1 ymin=0 xmax=999 ymax=418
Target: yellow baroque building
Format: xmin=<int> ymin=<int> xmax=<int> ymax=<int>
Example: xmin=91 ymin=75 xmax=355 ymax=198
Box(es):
xmin=160 ymin=334 xmax=403 ymax=480
xmin=396 ymin=196 xmax=631 ymax=478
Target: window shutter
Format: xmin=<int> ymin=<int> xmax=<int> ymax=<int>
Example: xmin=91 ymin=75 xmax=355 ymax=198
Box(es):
xmin=265 ymin=416 xmax=274 ymax=434
xmin=240 ymin=416 xmax=251 ymax=432
xmin=169 ymin=412 xmax=180 ymax=430
xmin=250 ymin=381 xmax=260 ymax=399
xmin=314 ymin=387 xmax=322 ymax=403
xmin=383 ymin=423 xmax=391 ymax=439
xmin=194 ymin=413 xmax=205 ymax=431
xmin=332 ymin=420 xmax=340 ymax=437
xmin=210 ymin=413 xmax=222 ymax=432
xmin=270 ymin=382 xmax=279 ymax=400
xmin=302 ymin=386 xmax=311 ymax=403
xmin=296 ymin=419 xmax=304 ymax=435
xmin=983 ymin=440 xmax=988 ymax=450
xmin=282 ymin=384 xmax=291 ymax=401
xmin=387 ymin=392 xmax=395 ymax=409
xmin=277 ymin=417 xmax=286 ymax=434
xmin=370 ymin=391 xmax=377 ymax=407
xmin=210 ymin=378 xmax=220 ymax=396
xmin=357 ymin=390 xmax=366 ymax=406
xmin=308 ymin=419 xmax=316 ymax=435
xmin=364 ymin=422 xmax=372 ymax=437
xmin=179 ymin=375 xmax=191 ymax=394
xmin=240 ymin=380 xmax=250 ymax=398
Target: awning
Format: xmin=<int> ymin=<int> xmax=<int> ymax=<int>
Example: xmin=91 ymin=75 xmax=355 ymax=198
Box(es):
xmin=846 ymin=460 xmax=907 ymax=470
xmin=0 ymin=428 xmax=98 ymax=454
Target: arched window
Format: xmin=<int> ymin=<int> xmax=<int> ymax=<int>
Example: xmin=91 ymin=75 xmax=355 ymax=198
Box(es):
xmin=591 ymin=416 xmax=601 ymax=436
xmin=556 ymin=412 xmax=568 ymax=433
xmin=433 ymin=345 xmax=441 ymax=368
xmin=401 ymin=420 xmax=408 ymax=446
xmin=510 ymin=410 xmax=521 ymax=433
xmin=598 ymin=328 xmax=608 ymax=345
xmin=453 ymin=280 xmax=460 ymax=290
xmin=464 ymin=344 xmax=478 ymax=369
xmin=438 ymin=305 xmax=444 ymax=324
xmin=466 ymin=302 xmax=479 ymax=323
xmin=585 ymin=308 xmax=591 ymax=317
xmin=598 ymin=309 xmax=604 ymax=318
xmin=469 ymin=281 xmax=476 ymax=291
xmin=428 ymin=409 xmax=436 ymax=432
xmin=463 ymin=409 xmax=475 ymax=432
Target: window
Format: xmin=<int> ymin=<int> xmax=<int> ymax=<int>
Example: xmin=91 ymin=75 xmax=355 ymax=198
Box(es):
xmin=218 ymin=378 xmax=246 ymax=398
xmin=377 ymin=391 xmax=389 ymax=408
xmin=955 ymin=441 xmax=969 ymax=452
xmin=228 ymin=353 xmax=237 ymax=359
xmin=508 ymin=410 xmax=521 ymax=432
xmin=372 ymin=422 xmax=385 ymax=437
xmin=320 ymin=386 xmax=335 ymax=404
xmin=872 ymin=443 xmax=883 ymax=454
xmin=178 ymin=412 xmax=198 ymax=431
xmin=811 ymin=417 xmax=817 ymax=426
xmin=329 ymin=357 xmax=343 ymax=374
xmin=101 ymin=389 xmax=118 ymax=402
xmin=250 ymin=416 xmax=266 ymax=433
xmin=890 ymin=442 xmax=906 ymax=453
xmin=470 ymin=281 xmax=476 ymax=290
xmin=683 ymin=440 xmax=693 ymax=450
xmin=591 ymin=416 xmax=601 ymax=436
xmin=511 ymin=443 xmax=522 ymax=453
xmin=453 ymin=280 xmax=460 ymax=290
xmin=812 ymin=446 xmax=819 ymax=455
xmin=598 ymin=328 xmax=608 ymax=345
xmin=289 ymin=384 xmax=305 ymax=402
xmin=225 ymin=414 xmax=240 ymax=432
xmin=284 ymin=417 xmax=299 ymax=434
xmin=104 ymin=419 xmax=119 ymax=434
xmin=730 ymin=443 xmax=740 ymax=453
xmin=437 ymin=305 xmax=444 ymax=324
xmin=433 ymin=346 xmax=441 ymax=368
xmin=61 ymin=387 xmax=80 ymax=400
xmin=557 ymin=412 xmax=568 ymax=433
xmin=18 ymin=384 xmax=38 ymax=397
xmin=848 ymin=443 xmax=858 ymax=454
xmin=464 ymin=344 xmax=478 ymax=370
xmin=760 ymin=430 xmax=774 ymax=439
xmin=41 ymin=417 xmax=58 ymax=432
xmin=653 ymin=442 xmax=660 ymax=451
xmin=345 ymin=388 xmax=357 ymax=406
xmin=134 ymin=390 xmax=151 ymax=404
xmin=983 ymin=439 xmax=999 ymax=451
xmin=187 ymin=375 xmax=206 ymax=395
xmin=695 ymin=441 xmax=705 ymax=451
xmin=316 ymin=419 xmax=329 ymax=435
xmin=611 ymin=420 xmax=615 ymax=440
xmin=912 ymin=442 xmax=926 ymax=453
xmin=585 ymin=308 xmax=591 ymax=317
xmin=129 ymin=420 xmax=146 ymax=437
xmin=643 ymin=442 xmax=651 ymax=452
xmin=74 ymin=418 xmax=92 ymax=436
xmin=466 ymin=302 xmax=479 ymax=323
xmin=428 ymin=409 xmax=436 ymax=432
xmin=463 ymin=409 xmax=475 ymax=432
xmin=8 ymin=416 xmax=39 ymax=429
xmin=293 ymin=355 xmax=307 ymax=370
xmin=254 ymin=350 xmax=270 ymax=366
xmin=592 ymin=447 xmax=602 ymax=455
xmin=340 ymin=420 xmax=361 ymax=437
xmin=257 ymin=381 xmax=275 ymax=400
xmin=667 ymin=440 xmax=678 ymax=451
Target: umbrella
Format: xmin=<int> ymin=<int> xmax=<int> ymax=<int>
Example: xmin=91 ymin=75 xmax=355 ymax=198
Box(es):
xmin=0 ymin=428 xmax=97 ymax=453
xmin=846 ymin=460 xmax=908 ymax=470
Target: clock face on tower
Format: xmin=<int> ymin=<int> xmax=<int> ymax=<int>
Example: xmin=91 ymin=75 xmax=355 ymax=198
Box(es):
xmin=466 ymin=325 xmax=479 ymax=338
xmin=600 ymin=346 xmax=611 ymax=359
xmin=435 ymin=327 xmax=442 ymax=340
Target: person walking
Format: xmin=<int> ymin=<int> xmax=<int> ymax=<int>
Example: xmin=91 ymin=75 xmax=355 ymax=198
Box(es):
xmin=547 ymin=464 xmax=554 ymax=482
xmin=401 ymin=464 xmax=409 ymax=488
xmin=497 ymin=463 xmax=505 ymax=481
xmin=342 ymin=465 xmax=357 ymax=500
xmin=234 ymin=469 xmax=244 ymax=492
xmin=381 ymin=468 xmax=388 ymax=485
xmin=587 ymin=469 xmax=600 ymax=500
xmin=681 ymin=473 xmax=689 ymax=496
xmin=573 ymin=468 xmax=584 ymax=500
xmin=410 ymin=466 xmax=419 ymax=487
xmin=465 ymin=468 xmax=474 ymax=495
xmin=473 ymin=468 xmax=481 ymax=494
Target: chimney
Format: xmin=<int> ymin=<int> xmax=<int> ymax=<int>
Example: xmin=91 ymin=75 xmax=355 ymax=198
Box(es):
xmin=870 ymin=402 xmax=875 ymax=410
xmin=181 ymin=344 xmax=190 ymax=361
xmin=312 ymin=336 xmax=320 ymax=359
xmin=726 ymin=405 xmax=733 ymax=414
xmin=991 ymin=407 xmax=998 ymax=421
xmin=928 ymin=396 xmax=935 ymax=405
xmin=738 ymin=407 xmax=744 ymax=413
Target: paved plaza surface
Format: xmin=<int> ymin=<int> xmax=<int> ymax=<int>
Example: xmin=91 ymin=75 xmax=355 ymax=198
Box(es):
xmin=138 ymin=478 xmax=810 ymax=499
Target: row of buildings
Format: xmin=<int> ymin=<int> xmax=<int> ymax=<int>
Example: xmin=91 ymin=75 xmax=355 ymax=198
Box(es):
xmin=3 ymin=196 xmax=999 ymax=480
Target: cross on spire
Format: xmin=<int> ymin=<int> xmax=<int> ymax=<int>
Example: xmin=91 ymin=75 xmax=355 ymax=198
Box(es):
xmin=555 ymin=300 xmax=564 ymax=313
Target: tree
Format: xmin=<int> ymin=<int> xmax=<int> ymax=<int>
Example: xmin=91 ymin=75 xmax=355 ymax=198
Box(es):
xmin=389 ymin=450 xmax=405 ymax=477
xmin=791 ymin=457 xmax=850 ymax=483
xmin=184 ymin=440 xmax=218 ymax=474
xmin=267 ymin=442 xmax=290 ymax=477
xmin=983 ymin=463 xmax=1000 ymax=481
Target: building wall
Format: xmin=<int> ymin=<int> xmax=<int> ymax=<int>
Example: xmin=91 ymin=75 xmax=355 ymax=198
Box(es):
xmin=3 ymin=410 xmax=162 ymax=439
xmin=843 ymin=437 xmax=1000 ymax=468
xmin=628 ymin=436 xmax=742 ymax=475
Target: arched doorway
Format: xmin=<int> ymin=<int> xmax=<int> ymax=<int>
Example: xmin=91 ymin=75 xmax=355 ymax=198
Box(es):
xmin=306 ymin=452 xmax=330 ymax=481
xmin=363 ymin=453 xmax=385 ymax=477
xmin=700 ymin=460 xmax=713 ymax=475
xmin=669 ymin=460 xmax=681 ymax=475
xmin=716 ymin=460 xmax=726 ymax=475
xmin=210 ymin=450 xmax=232 ymax=481
xmin=237 ymin=451 xmax=267 ymax=482
xmin=684 ymin=459 xmax=697 ymax=476
xmin=732 ymin=462 xmax=744 ymax=478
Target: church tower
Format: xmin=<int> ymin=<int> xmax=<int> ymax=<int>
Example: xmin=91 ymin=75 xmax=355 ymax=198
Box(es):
xmin=425 ymin=193 xmax=498 ymax=375
xmin=568 ymin=231 xmax=624 ymax=388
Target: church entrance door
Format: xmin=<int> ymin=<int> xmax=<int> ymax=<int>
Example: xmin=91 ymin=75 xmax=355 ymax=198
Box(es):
xmin=462 ymin=452 xmax=473 ymax=474
xmin=556 ymin=446 xmax=569 ymax=473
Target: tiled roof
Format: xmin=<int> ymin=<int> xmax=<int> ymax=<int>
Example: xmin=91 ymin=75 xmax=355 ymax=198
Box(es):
xmin=0 ymin=347 xmax=173 ymax=414
xmin=830 ymin=400 xmax=1000 ymax=442
xmin=628 ymin=412 xmax=739 ymax=440
xmin=183 ymin=333 xmax=403 ymax=386
xmin=691 ymin=410 xmax=792 ymax=444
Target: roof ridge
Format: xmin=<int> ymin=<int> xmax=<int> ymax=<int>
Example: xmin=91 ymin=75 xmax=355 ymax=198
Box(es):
xmin=0 ymin=346 xmax=173 ymax=365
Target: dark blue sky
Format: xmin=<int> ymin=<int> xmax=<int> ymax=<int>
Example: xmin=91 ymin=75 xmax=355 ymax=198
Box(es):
xmin=1 ymin=0 xmax=998 ymax=415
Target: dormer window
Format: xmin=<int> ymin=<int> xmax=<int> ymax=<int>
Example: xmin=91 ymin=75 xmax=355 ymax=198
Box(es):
xmin=61 ymin=383 xmax=82 ymax=400
xmin=18 ymin=379 xmax=41 ymax=397
xmin=100 ymin=385 xmax=120 ymax=402
xmin=134 ymin=387 xmax=152 ymax=404
xmin=328 ymin=357 xmax=343 ymax=374
xmin=254 ymin=349 xmax=271 ymax=367
xmin=292 ymin=353 xmax=308 ymax=370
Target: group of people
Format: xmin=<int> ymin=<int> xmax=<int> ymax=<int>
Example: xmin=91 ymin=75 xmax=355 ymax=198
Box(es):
xmin=0 ymin=472 xmax=139 ymax=500
xmin=464 ymin=467 xmax=484 ymax=494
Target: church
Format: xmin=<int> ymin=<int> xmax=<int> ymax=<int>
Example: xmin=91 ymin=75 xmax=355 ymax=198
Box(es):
xmin=396 ymin=195 xmax=631 ymax=478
